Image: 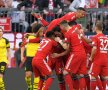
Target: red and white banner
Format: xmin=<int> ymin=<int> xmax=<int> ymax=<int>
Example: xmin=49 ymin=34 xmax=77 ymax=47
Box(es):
xmin=0 ymin=17 xmax=11 ymax=32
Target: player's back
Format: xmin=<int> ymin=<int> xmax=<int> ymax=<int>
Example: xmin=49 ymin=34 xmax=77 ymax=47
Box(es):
xmin=26 ymin=35 xmax=40 ymax=57
xmin=65 ymin=27 xmax=85 ymax=53
xmin=93 ymin=34 xmax=108 ymax=58
xmin=34 ymin=38 xmax=57 ymax=60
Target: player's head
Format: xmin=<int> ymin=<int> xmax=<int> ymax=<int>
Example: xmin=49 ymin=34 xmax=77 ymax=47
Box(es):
xmin=33 ymin=24 xmax=44 ymax=37
xmin=52 ymin=26 xmax=64 ymax=39
xmin=59 ymin=20 xmax=69 ymax=31
xmin=0 ymin=27 xmax=3 ymax=37
xmin=95 ymin=21 xmax=103 ymax=32
xmin=46 ymin=31 xmax=56 ymax=39
xmin=19 ymin=42 xmax=22 ymax=47
xmin=76 ymin=7 xmax=86 ymax=18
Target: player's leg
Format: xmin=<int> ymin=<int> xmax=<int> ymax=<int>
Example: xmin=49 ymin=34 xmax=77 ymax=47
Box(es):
xmin=0 ymin=62 xmax=7 ymax=90
xmin=84 ymin=74 xmax=90 ymax=90
xmin=25 ymin=57 xmax=34 ymax=90
xmin=100 ymin=62 xmax=108 ymax=90
xmin=72 ymin=74 xmax=79 ymax=90
xmin=63 ymin=70 xmax=73 ymax=90
xmin=63 ymin=54 xmax=76 ymax=90
xmin=90 ymin=62 xmax=101 ymax=90
xmin=37 ymin=60 xmax=54 ymax=90
xmin=57 ymin=74 xmax=66 ymax=90
xmin=55 ymin=60 xmax=66 ymax=90
xmin=101 ymin=76 xmax=108 ymax=90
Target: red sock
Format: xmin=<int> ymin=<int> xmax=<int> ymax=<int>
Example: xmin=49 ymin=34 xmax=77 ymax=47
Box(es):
xmin=79 ymin=78 xmax=86 ymax=90
xmin=97 ymin=78 xmax=103 ymax=90
xmin=102 ymin=80 xmax=108 ymax=90
xmin=38 ymin=79 xmax=44 ymax=90
xmin=64 ymin=74 xmax=73 ymax=90
xmin=42 ymin=77 xmax=54 ymax=90
xmin=73 ymin=80 xmax=79 ymax=90
xmin=90 ymin=80 xmax=97 ymax=90
xmin=85 ymin=76 xmax=90 ymax=90
xmin=59 ymin=82 xmax=66 ymax=90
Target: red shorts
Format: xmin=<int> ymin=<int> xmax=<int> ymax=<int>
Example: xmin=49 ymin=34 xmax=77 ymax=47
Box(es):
xmin=64 ymin=52 xmax=87 ymax=74
xmin=32 ymin=58 xmax=52 ymax=77
xmin=47 ymin=57 xmax=64 ymax=75
xmin=90 ymin=58 xmax=108 ymax=77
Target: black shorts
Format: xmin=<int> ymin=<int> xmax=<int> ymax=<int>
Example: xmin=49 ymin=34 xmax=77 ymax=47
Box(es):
xmin=25 ymin=57 xmax=33 ymax=72
xmin=0 ymin=62 xmax=7 ymax=75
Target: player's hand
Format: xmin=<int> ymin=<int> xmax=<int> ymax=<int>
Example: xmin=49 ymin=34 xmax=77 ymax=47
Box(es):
xmin=31 ymin=12 xmax=42 ymax=19
xmin=21 ymin=39 xmax=29 ymax=47
xmin=21 ymin=56 xmax=25 ymax=63
xmin=55 ymin=37 xmax=61 ymax=42
xmin=51 ymin=53 xmax=60 ymax=58
xmin=24 ymin=33 xmax=30 ymax=38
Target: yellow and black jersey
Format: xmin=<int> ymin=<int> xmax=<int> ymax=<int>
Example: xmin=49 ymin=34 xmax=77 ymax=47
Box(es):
xmin=26 ymin=35 xmax=40 ymax=57
xmin=0 ymin=37 xmax=10 ymax=63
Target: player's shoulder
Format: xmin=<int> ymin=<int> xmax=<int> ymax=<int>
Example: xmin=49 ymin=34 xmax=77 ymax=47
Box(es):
xmin=2 ymin=37 xmax=10 ymax=44
xmin=2 ymin=37 xmax=9 ymax=42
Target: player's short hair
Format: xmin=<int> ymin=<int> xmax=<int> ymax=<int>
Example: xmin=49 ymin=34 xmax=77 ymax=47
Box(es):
xmin=68 ymin=21 xmax=77 ymax=26
xmin=60 ymin=20 xmax=68 ymax=26
xmin=77 ymin=7 xmax=86 ymax=12
xmin=46 ymin=31 xmax=55 ymax=38
xmin=95 ymin=21 xmax=103 ymax=31
xmin=52 ymin=26 xmax=61 ymax=32
xmin=19 ymin=42 xmax=22 ymax=47
xmin=33 ymin=24 xmax=43 ymax=33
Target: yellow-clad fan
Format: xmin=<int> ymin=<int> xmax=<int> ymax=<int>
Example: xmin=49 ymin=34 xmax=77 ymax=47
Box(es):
xmin=0 ymin=27 xmax=11 ymax=90
xmin=21 ymin=23 xmax=44 ymax=90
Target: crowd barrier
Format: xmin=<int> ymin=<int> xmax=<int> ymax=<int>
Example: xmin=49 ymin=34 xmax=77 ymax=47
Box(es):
xmin=0 ymin=8 xmax=108 ymax=32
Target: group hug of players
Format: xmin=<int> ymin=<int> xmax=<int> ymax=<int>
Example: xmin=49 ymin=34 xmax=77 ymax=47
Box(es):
xmin=20 ymin=7 xmax=108 ymax=90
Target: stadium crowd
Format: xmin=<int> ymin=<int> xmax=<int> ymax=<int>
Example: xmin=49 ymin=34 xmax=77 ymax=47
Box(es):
xmin=0 ymin=0 xmax=108 ymax=32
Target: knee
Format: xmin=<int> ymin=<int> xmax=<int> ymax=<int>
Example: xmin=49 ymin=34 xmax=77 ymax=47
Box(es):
xmin=25 ymin=71 xmax=32 ymax=77
xmin=45 ymin=75 xmax=55 ymax=80
xmin=0 ymin=74 xmax=3 ymax=78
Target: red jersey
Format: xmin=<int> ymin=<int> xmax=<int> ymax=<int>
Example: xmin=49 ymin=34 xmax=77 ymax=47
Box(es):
xmin=61 ymin=12 xmax=76 ymax=22
xmin=92 ymin=33 xmax=108 ymax=59
xmin=47 ymin=12 xmax=76 ymax=32
xmin=65 ymin=26 xmax=85 ymax=53
xmin=47 ymin=18 xmax=62 ymax=32
xmin=34 ymin=38 xmax=57 ymax=60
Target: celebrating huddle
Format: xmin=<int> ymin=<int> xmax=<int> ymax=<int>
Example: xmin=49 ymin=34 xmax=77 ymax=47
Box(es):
xmin=20 ymin=7 xmax=108 ymax=90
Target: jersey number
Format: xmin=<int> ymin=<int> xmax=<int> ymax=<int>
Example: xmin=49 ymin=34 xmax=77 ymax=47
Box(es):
xmin=100 ymin=39 xmax=108 ymax=51
xmin=39 ymin=39 xmax=49 ymax=50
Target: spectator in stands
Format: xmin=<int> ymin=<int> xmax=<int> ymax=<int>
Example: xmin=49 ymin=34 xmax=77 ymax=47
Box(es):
xmin=44 ymin=0 xmax=64 ymax=14
xmin=17 ymin=0 xmax=33 ymax=9
xmin=68 ymin=0 xmax=85 ymax=11
xmin=0 ymin=0 xmax=5 ymax=7
xmin=12 ymin=0 xmax=22 ymax=8
xmin=3 ymin=0 xmax=13 ymax=8
xmin=19 ymin=6 xmax=29 ymax=32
